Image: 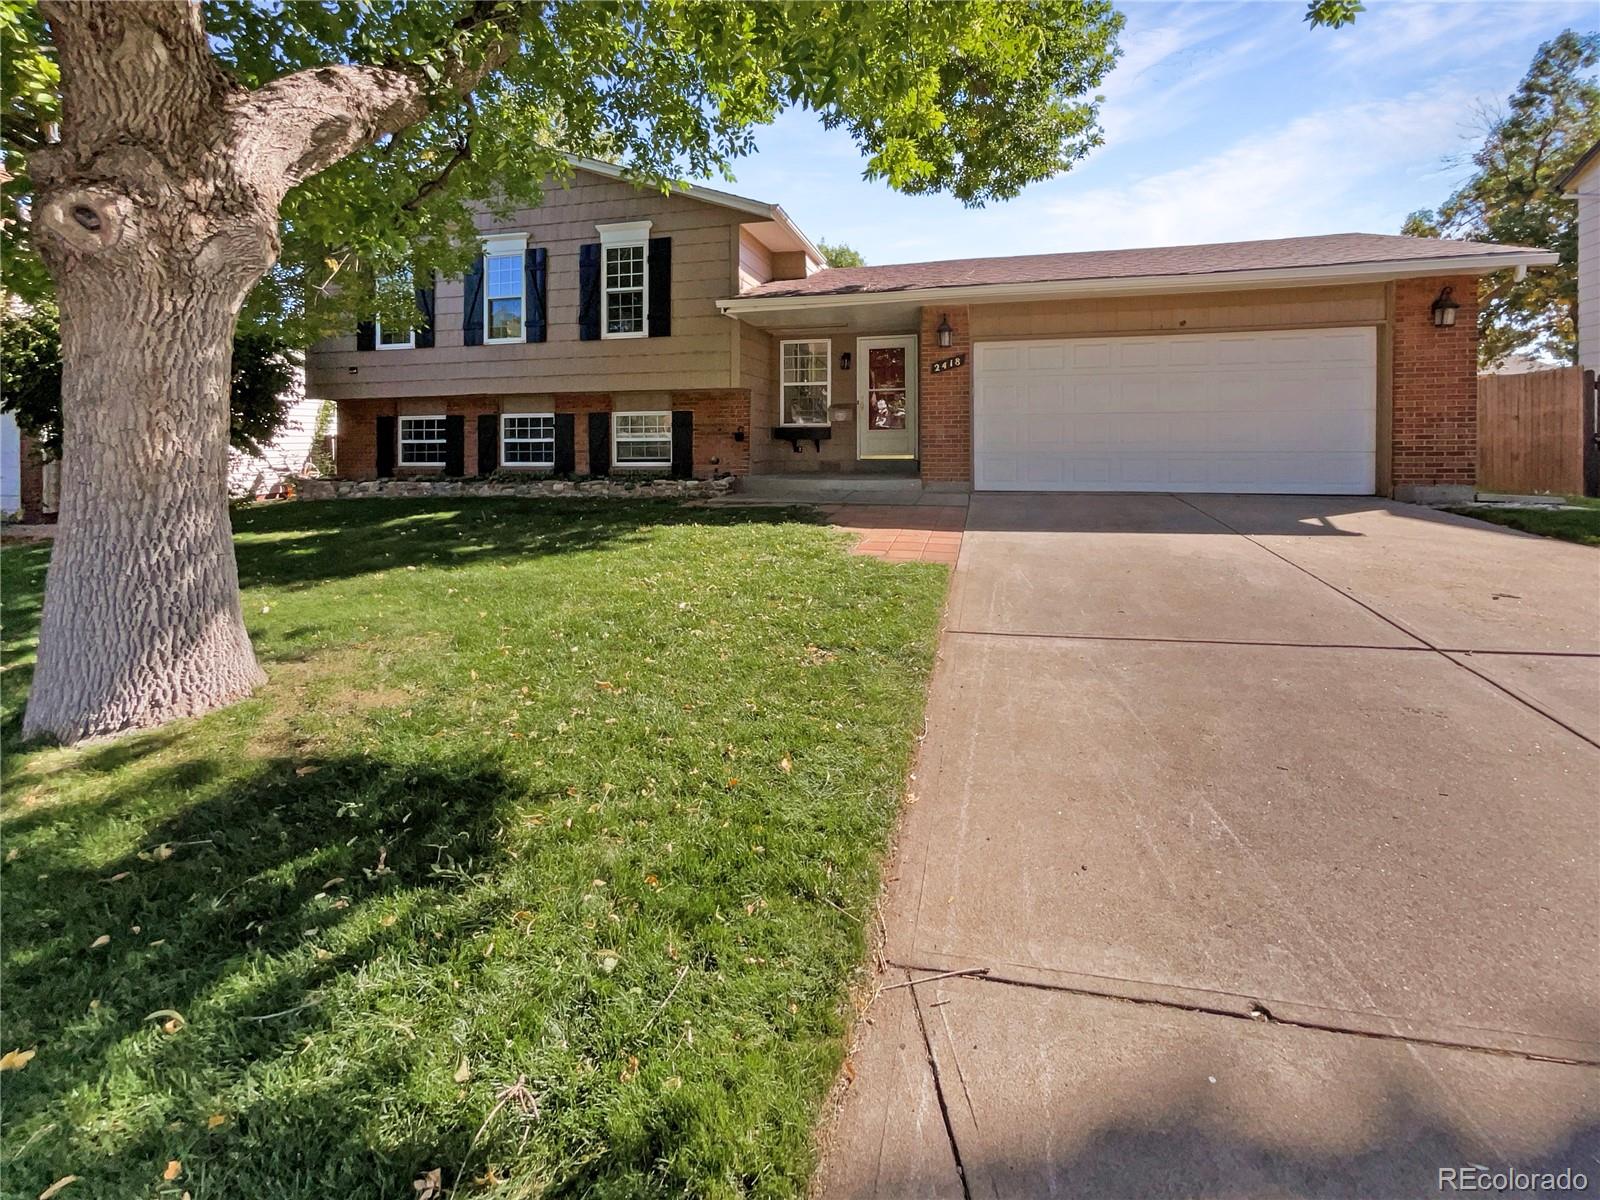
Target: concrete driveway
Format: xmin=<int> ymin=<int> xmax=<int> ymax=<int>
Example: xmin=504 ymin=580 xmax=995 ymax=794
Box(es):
xmin=818 ymin=494 xmax=1600 ymax=1199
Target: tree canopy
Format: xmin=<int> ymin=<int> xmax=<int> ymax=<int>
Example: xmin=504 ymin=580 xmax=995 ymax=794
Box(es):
xmin=5 ymin=0 xmax=1132 ymax=344
xmin=1402 ymin=30 xmax=1600 ymax=365
xmin=818 ymin=239 xmax=866 ymax=268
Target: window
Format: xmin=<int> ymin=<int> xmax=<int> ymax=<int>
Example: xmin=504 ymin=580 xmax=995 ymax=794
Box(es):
xmin=598 ymin=221 xmax=651 ymax=339
xmin=613 ymin=412 xmax=671 ymax=467
xmin=398 ymin=415 xmax=447 ymax=466
xmin=501 ymin=413 xmax=555 ymax=468
xmin=780 ymin=339 xmax=831 ymax=426
xmin=376 ymin=320 xmax=413 ymax=350
xmin=375 ymin=270 xmax=414 ymax=348
xmin=485 ymin=251 xmax=523 ymax=343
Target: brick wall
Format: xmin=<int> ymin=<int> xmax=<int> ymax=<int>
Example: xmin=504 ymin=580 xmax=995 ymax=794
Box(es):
xmin=17 ymin=433 xmax=54 ymax=523
xmin=1392 ymin=275 xmax=1479 ymax=491
xmin=333 ymin=392 xmax=750 ymax=480
xmin=919 ymin=305 xmax=971 ymax=483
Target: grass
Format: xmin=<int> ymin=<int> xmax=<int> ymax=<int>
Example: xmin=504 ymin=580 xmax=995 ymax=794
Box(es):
xmin=1445 ymin=495 xmax=1600 ymax=547
xmin=0 ymin=498 xmax=948 ymax=1199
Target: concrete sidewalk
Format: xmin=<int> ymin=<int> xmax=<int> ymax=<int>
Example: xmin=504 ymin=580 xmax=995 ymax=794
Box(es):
xmin=817 ymin=494 xmax=1600 ymax=1199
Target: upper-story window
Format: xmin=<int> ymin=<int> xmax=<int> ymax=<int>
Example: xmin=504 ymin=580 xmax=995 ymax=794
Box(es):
xmin=375 ymin=270 xmax=414 ymax=348
xmin=598 ymin=221 xmax=651 ymax=339
xmin=482 ymin=233 xmax=527 ymax=344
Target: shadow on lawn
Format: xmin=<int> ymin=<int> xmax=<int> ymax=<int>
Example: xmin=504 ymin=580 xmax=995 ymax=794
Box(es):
xmin=232 ymin=496 xmax=820 ymax=590
xmin=2 ymin=747 xmax=537 ymax=1198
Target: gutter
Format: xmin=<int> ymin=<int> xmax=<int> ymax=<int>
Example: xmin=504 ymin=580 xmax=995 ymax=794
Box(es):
xmin=564 ymin=154 xmax=824 ymax=266
xmin=716 ymin=250 xmax=1560 ymax=316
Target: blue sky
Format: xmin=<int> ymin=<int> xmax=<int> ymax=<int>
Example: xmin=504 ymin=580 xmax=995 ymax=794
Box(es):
xmin=697 ymin=0 xmax=1595 ymax=264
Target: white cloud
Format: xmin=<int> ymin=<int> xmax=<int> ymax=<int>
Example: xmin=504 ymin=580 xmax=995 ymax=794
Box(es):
xmin=1029 ymin=89 xmax=1472 ymax=251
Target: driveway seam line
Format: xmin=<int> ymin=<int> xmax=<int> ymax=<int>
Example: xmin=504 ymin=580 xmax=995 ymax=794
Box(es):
xmin=1171 ymin=494 xmax=1600 ymax=751
xmin=885 ymin=958 xmax=1600 ymax=1068
xmin=941 ymin=628 xmax=1600 ymax=657
xmin=905 ymin=976 xmax=975 ymax=1200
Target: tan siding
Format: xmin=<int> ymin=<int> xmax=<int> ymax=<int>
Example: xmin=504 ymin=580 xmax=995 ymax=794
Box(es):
xmin=306 ymin=170 xmax=750 ymax=401
xmin=739 ymin=231 xmax=773 ymax=292
xmin=968 ymin=284 xmax=1387 ymax=341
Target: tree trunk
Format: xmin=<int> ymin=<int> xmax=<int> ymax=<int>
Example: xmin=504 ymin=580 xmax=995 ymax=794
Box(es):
xmin=20 ymin=269 xmax=266 ymax=744
xmin=23 ymin=0 xmax=514 ymax=743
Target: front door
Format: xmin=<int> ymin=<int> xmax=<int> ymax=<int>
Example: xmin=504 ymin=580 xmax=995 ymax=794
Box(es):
xmin=856 ymin=335 xmax=918 ymax=459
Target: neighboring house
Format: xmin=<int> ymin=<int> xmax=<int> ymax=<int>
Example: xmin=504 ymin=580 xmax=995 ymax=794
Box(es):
xmin=305 ymin=158 xmax=1555 ymax=501
xmin=227 ymin=377 xmax=332 ymax=499
xmin=1 ymin=411 xmax=18 ymax=515
xmin=1561 ymin=139 xmax=1600 ymax=375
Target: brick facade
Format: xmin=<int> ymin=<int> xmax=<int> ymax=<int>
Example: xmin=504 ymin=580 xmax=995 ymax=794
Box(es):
xmin=1391 ymin=274 xmax=1479 ymax=493
xmin=333 ymin=391 xmax=749 ymax=481
xmin=17 ymin=433 xmax=55 ymax=523
xmin=918 ymin=305 xmax=972 ymax=483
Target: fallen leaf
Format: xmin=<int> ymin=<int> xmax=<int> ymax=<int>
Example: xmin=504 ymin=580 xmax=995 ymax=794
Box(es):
xmin=779 ymin=755 xmax=792 ymax=773
xmin=380 ymin=914 xmax=397 ymax=928
xmin=313 ymin=948 xmax=334 ymax=962
xmin=163 ymin=1160 xmax=182 ymax=1181
xmin=5 ymin=847 xmax=19 ymax=862
xmin=206 ymin=1114 xmax=226 ymax=1129
xmin=0 ymin=1047 xmax=36 ymax=1071
xmin=105 ymin=872 xmax=131 ymax=883
xmin=413 ymin=1167 xmax=443 ymax=1199
xmin=152 ymin=844 xmax=174 ymax=862
xmin=89 ymin=935 xmax=110 ymax=949
xmin=146 ymin=1009 xmax=186 ymax=1034
xmin=38 ymin=1176 xmax=78 ymax=1200
xmin=295 ymin=765 xmax=320 ymax=777
xmin=597 ymin=952 xmax=619 ymax=974
xmin=453 ymin=1055 xmax=471 ymax=1083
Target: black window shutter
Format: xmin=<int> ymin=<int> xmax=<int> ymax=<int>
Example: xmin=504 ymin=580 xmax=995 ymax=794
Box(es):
xmin=444 ymin=415 xmax=465 ymax=476
xmin=413 ymin=273 xmax=435 ymax=348
xmin=586 ymin=411 xmax=610 ymax=475
xmin=356 ymin=320 xmax=376 ymax=352
xmin=648 ymin=237 xmax=672 ymax=338
xmin=578 ymin=243 xmax=601 ymax=341
xmin=477 ymin=413 xmax=498 ymax=474
xmin=375 ymin=415 xmax=396 ymax=477
xmin=462 ymin=255 xmax=485 ymax=346
xmin=554 ymin=413 xmax=576 ymax=474
xmin=525 ymin=248 xmax=548 ymax=343
xmin=670 ymin=409 xmax=693 ymax=478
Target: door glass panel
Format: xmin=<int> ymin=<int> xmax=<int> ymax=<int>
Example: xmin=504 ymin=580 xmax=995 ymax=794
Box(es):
xmin=867 ymin=347 xmax=907 ymax=430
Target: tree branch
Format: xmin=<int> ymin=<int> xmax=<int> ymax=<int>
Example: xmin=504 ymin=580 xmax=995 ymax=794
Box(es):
xmin=402 ymin=105 xmax=475 ymax=212
xmin=229 ymin=13 xmax=518 ymax=194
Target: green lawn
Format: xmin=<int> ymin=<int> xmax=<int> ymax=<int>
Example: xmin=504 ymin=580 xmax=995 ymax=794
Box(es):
xmin=1445 ymin=495 xmax=1600 ymax=547
xmin=0 ymin=499 xmax=948 ymax=1199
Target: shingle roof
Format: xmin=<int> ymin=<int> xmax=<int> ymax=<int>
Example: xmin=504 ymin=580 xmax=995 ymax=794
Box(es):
xmin=736 ymin=232 xmax=1546 ymax=300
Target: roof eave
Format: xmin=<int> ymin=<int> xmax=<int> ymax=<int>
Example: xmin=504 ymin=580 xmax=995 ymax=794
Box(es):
xmin=564 ymin=155 xmax=823 ymax=267
xmin=717 ymin=251 xmax=1561 ymax=316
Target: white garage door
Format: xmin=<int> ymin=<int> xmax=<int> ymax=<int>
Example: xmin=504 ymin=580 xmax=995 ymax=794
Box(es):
xmin=973 ymin=327 xmax=1377 ymax=493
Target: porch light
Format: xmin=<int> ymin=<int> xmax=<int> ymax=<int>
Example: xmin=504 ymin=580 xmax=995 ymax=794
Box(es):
xmin=1431 ymin=286 xmax=1460 ymax=328
xmin=840 ymin=351 xmax=852 ymax=371
xmin=936 ymin=313 xmax=953 ymax=348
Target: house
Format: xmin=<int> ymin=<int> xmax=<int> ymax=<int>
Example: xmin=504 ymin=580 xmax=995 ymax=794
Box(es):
xmin=227 ymin=382 xmax=332 ymax=499
xmin=305 ymin=159 xmax=1556 ymax=501
xmin=1561 ymin=139 xmax=1600 ymax=375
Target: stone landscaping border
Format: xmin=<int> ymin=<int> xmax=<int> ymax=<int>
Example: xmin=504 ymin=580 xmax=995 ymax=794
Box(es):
xmin=290 ymin=475 xmax=735 ymax=502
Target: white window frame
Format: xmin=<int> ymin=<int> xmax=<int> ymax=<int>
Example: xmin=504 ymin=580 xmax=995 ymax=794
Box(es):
xmin=500 ymin=412 xmax=556 ymax=470
xmin=482 ymin=233 xmax=528 ymax=346
xmin=612 ymin=410 xmax=672 ymax=469
xmin=779 ymin=338 xmax=832 ymax=427
xmin=375 ymin=318 xmax=413 ymax=350
xmin=598 ymin=220 xmax=651 ymax=340
xmin=398 ymin=414 xmax=447 ymax=467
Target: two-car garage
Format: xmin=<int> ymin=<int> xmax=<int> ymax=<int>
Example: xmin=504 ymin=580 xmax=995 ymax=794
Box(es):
xmin=972 ymin=326 xmax=1378 ymax=494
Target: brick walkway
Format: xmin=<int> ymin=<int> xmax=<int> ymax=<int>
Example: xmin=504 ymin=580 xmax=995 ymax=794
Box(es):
xmin=822 ymin=504 xmax=967 ymax=564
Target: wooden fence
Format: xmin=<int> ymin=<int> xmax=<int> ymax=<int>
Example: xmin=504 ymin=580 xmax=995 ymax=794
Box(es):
xmin=1477 ymin=366 xmax=1598 ymax=496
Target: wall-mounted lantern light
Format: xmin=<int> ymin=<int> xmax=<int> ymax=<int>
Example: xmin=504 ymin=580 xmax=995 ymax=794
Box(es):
xmin=1431 ymin=286 xmax=1460 ymax=328
xmin=840 ymin=351 xmax=852 ymax=371
xmin=936 ymin=313 xmax=953 ymax=348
